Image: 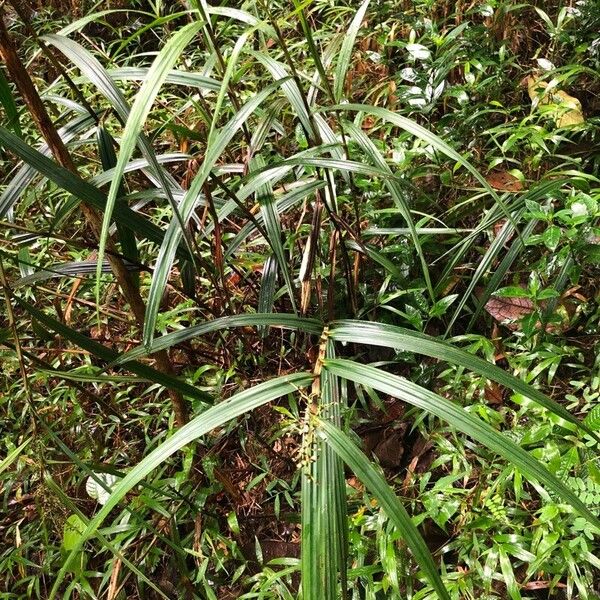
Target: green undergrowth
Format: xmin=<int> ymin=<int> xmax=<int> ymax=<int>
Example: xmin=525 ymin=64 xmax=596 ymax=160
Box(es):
xmin=1 ymin=0 xmax=600 ymax=598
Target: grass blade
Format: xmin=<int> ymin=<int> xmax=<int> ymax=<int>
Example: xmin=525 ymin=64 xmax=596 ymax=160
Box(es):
xmin=0 ymin=437 xmax=30 ymax=475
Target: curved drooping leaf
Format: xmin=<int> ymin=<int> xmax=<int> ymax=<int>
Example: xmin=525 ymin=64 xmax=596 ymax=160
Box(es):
xmin=43 ymin=34 xmax=187 ymax=205
xmin=319 ymin=420 xmax=450 ymax=600
xmin=14 ymin=259 xmax=139 ymax=288
xmin=49 ymin=372 xmax=312 ymax=599
xmin=90 ymin=152 xmax=189 ymax=189
xmin=96 ymin=126 xmax=139 ymax=284
xmin=115 ymin=313 xmax=323 ymax=364
xmin=323 ymin=358 xmax=600 ymax=529
xmin=224 ymin=180 xmax=325 ymax=258
xmin=323 ymin=103 xmax=518 ymax=232
xmin=344 ymin=120 xmax=433 ymax=298
xmin=102 ymin=67 xmax=219 ymax=91
xmin=251 ymin=155 xmax=298 ymax=312
xmin=253 ymin=51 xmax=315 ymax=140
xmin=328 ymin=319 xmax=590 ymax=434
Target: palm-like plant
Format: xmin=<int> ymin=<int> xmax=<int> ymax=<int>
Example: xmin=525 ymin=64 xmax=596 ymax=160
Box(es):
xmin=1 ymin=1 xmax=598 ymax=598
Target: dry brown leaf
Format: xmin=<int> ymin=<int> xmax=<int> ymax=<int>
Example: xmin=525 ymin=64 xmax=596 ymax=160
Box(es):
xmin=484 ymin=382 xmax=503 ymax=405
xmin=484 ymin=294 xmax=534 ymax=328
xmin=486 ymin=170 xmax=523 ymax=192
xmin=484 ymin=289 xmax=574 ymax=333
xmin=361 ymin=116 xmax=375 ymax=130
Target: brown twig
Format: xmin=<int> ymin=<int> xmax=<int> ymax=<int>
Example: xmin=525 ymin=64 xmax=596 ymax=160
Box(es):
xmin=0 ymin=9 xmax=189 ymax=426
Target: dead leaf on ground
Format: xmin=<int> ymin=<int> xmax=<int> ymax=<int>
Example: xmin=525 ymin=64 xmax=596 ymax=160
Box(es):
xmin=525 ymin=75 xmax=585 ymax=127
xmin=484 ymin=382 xmax=503 ymax=405
xmin=492 ymin=218 xmax=518 ymax=245
xmin=486 ymin=171 xmax=523 ymax=192
xmin=347 ymin=476 xmax=364 ymax=492
xmin=484 ymin=293 xmax=534 ymax=329
xmin=484 ymin=288 xmax=574 ymax=333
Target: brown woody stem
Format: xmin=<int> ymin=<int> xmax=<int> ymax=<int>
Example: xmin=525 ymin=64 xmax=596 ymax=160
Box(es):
xmin=0 ymin=10 xmax=189 ymax=426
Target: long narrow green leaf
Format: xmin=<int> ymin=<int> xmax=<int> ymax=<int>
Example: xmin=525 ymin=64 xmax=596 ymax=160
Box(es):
xmin=329 ymin=319 xmax=589 ymax=434
xmin=302 ymin=340 xmax=347 ymax=599
xmin=307 ymin=33 xmax=343 ymax=106
xmin=0 ymin=126 xmax=190 ymax=261
xmin=97 ymin=126 xmax=139 ymax=285
xmin=116 ymin=313 xmax=322 ymax=364
xmin=207 ymin=32 xmax=249 ymax=145
xmin=15 ymin=297 xmax=211 ymax=405
xmin=225 ymin=180 xmax=325 ymax=258
xmin=252 ymin=51 xmax=316 ymax=139
xmin=96 ymin=21 xmax=204 ymax=306
xmin=0 ymin=67 xmax=21 ymax=136
xmin=43 ymin=34 xmax=187 ymax=209
xmin=345 ymin=239 xmax=405 ymax=283
xmin=103 ymin=67 xmax=219 ymax=91
xmin=445 ymin=208 xmax=526 ymax=333
xmin=91 ymin=153 xmax=189 ymax=189
xmin=319 ymin=420 xmax=449 ymax=600
xmin=466 ymin=214 xmax=536 ymax=332
xmin=143 ymin=78 xmax=289 ymax=348
xmin=0 ymin=437 xmax=31 ymax=475
xmin=257 ymin=255 xmax=278 ymax=337
xmin=49 ymin=372 xmax=312 ymax=599
xmin=0 ymin=114 xmax=94 ymax=218
xmin=251 ymin=156 xmax=298 ymax=312
xmin=435 ymin=178 xmax=566 ymax=302
xmin=333 ymin=0 xmax=370 ymax=102
xmin=14 ymin=259 xmax=138 ymax=288
xmin=323 ymin=359 xmax=600 ymax=529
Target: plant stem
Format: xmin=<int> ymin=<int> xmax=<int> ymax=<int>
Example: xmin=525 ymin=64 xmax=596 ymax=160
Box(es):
xmin=0 ymin=10 xmax=189 ymax=426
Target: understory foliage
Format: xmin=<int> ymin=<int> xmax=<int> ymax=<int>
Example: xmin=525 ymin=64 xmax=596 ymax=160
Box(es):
xmin=1 ymin=0 xmax=600 ymax=598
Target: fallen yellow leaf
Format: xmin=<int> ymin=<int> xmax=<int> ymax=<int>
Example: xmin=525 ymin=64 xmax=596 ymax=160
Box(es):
xmin=525 ymin=75 xmax=584 ymax=127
